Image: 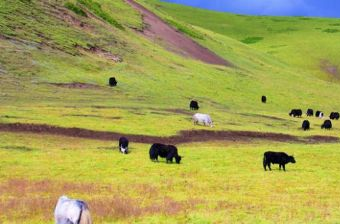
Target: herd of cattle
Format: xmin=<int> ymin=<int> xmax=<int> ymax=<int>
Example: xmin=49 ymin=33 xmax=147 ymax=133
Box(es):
xmin=116 ymin=98 xmax=308 ymax=169
xmin=114 ymin=97 xmax=337 ymax=175
xmin=54 ymin=149 xmax=295 ymax=224
xmin=56 ymin=96 xmax=316 ymax=224
xmin=289 ymin=108 xmax=339 ymax=130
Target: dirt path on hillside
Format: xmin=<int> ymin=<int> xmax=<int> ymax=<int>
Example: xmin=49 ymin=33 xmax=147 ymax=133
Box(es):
xmin=0 ymin=123 xmax=338 ymax=144
xmin=125 ymin=0 xmax=231 ymax=67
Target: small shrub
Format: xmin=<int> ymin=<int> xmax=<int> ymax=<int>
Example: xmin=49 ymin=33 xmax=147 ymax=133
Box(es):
xmin=64 ymin=2 xmax=87 ymax=17
xmin=166 ymin=19 xmax=204 ymax=40
xmin=323 ymin=29 xmax=340 ymax=33
xmin=77 ymin=0 xmax=124 ymax=30
xmin=329 ymin=23 xmax=340 ymax=27
xmin=241 ymin=36 xmax=263 ymax=44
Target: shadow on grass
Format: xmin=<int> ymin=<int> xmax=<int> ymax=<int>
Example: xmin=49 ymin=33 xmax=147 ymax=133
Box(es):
xmin=1 ymin=145 xmax=36 ymax=151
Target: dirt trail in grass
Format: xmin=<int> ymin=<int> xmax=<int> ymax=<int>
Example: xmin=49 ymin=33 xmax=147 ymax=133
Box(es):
xmin=0 ymin=123 xmax=338 ymax=144
xmin=125 ymin=0 xmax=231 ymax=67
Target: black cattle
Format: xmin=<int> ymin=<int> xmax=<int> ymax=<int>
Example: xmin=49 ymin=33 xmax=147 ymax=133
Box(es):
xmin=118 ymin=137 xmax=129 ymax=154
xmin=190 ymin=100 xmax=199 ymax=110
xmin=289 ymin=109 xmax=302 ymax=117
xmin=261 ymin=96 xmax=267 ymax=103
xmin=321 ymin=120 xmax=332 ymax=130
xmin=263 ymin=151 xmax=296 ymax=171
xmin=330 ymin=112 xmax=340 ymax=120
xmin=306 ymin=109 xmax=314 ymax=117
xmin=315 ymin=111 xmax=323 ymax=118
xmin=149 ymin=143 xmax=182 ymax=164
xmin=302 ymin=120 xmax=310 ymax=131
xmin=109 ymin=77 xmax=117 ymax=87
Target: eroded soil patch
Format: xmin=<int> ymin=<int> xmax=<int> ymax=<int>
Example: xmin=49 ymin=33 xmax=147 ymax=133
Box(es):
xmin=76 ymin=45 xmax=123 ymax=63
xmin=50 ymin=82 xmax=100 ymax=89
xmin=0 ymin=123 xmax=338 ymax=144
xmin=125 ymin=0 xmax=231 ymax=66
xmin=321 ymin=60 xmax=340 ymax=79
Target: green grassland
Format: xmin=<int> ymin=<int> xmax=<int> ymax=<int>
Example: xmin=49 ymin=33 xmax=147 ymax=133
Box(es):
xmin=1 ymin=132 xmax=340 ymax=224
xmin=1 ymin=0 xmax=340 ymax=223
xmin=142 ymin=0 xmax=340 ymax=81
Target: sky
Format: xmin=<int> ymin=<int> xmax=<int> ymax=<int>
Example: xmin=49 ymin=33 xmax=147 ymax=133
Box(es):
xmin=161 ymin=0 xmax=340 ymax=18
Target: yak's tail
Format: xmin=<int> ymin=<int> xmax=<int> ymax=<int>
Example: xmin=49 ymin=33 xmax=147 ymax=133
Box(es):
xmin=79 ymin=208 xmax=92 ymax=224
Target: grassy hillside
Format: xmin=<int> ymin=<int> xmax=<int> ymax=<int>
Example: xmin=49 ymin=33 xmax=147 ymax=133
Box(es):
xmin=1 ymin=0 xmax=340 ymax=223
xmin=1 ymin=0 xmax=340 ymax=137
xmin=142 ymin=0 xmax=340 ymax=81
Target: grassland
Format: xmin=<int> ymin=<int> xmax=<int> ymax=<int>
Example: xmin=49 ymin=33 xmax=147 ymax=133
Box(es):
xmin=1 ymin=132 xmax=340 ymax=224
xmin=143 ymin=0 xmax=340 ymax=81
xmin=1 ymin=0 xmax=340 ymax=223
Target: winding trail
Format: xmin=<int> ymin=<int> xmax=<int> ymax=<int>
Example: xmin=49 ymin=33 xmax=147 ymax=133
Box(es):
xmin=125 ymin=0 xmax=231 ymax=66
xmin=0 ymin=123 xmax=338 ymax=144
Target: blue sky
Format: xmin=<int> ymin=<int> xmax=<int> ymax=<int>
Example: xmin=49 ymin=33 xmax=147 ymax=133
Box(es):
xmin=161 ymin=0 xmax=340 ymax=18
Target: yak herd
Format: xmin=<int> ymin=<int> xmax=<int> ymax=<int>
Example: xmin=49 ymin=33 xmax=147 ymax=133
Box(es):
xmin=114 ymin=96 xmax=336 ymax=172
xmin=52 ymin=85 xmax=335 ymax=224
xmin=58 ymin=95 xmax=340 ymax=223
xmin=115 ymin=98 xmax=307 ymax=171
xmin=289 ymin=108 xmax=339 ymax=130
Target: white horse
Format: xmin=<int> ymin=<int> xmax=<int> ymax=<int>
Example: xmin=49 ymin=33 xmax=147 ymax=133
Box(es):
xmin=54 ymin=195 xmax=92 ymax=224
xmin=192 ymin=113 xmax=213 ymax=127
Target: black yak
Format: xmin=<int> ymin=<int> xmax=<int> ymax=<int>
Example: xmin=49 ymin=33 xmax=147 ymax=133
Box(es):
xmin=302 ymin=120 xmax=310 ymax=131
xmin=321 ymin=120 xmax=332 ymax=130
xmin=289 ymin=109 xmax=302 ymax=117
xmin=190 ymin=100 xmax=199 ymax=110
xmin=109 ymin=77 xmax=117 ymax=87
xmin=306 ymin=109 xmax=313 ymax=117
xmin=330 ymin=112 xmax=340 ymax=120
xmin=263 ymin=151 xmax=296 ymax=171
xmin=261 ymin=96 xmax=267 ymax=103
xmin=118 ymin=137 xmax=129 ymax=154
xmin=149 ymin=143 xmax=182 ymax=164
xmin=316 ymin=111 xmax=323 ymax=118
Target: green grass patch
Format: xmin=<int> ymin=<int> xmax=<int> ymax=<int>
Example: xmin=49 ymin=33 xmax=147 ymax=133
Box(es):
xmin=323 ymin=28 xmax=340 ymax=33
xmin=64 ymin=2 xmax=87 ymax=17
xmin=241 ymin=36 xmax=264 ymax=44
xmin=329 ymin=23 xmax=340 ymax=26
xmin=77 ymin=0 xmax=124 ymax=30
xmin=2 ymin=133 xmax=340 ymax=223
xmin=166 ymin=18 xmax=205 ymax=39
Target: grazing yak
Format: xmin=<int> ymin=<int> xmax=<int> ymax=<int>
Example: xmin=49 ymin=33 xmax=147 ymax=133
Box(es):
xmin=289 ymin=109 xmax=302 ymax=117
xmin=193 ymin=113 xmax=213 ymax=127
xmin=118 ymin=137 xmax=129 ymax=154
xmin=109 ymin=77 xmax=117 ymax=87
xmin=263 ymin=151 xmax=296 ymax=171
xmin=54 ymin=195 xmax=92 ymax=224
xmin=261 ymin=95 xmax=267 ymax=103
xmin=306 ymin=109 xmax=314 ymax=117
xmin=190 ymin=100 xmax=199 ymax=110
xmin=149 ymin=143 xmax=182 ymax=164
xmin=302 ymin=120 xmax=310 ymax=131
xmin=321 ymin=120 xmax=332 ymax=130
xmin=330 ymin=112 xmax=340 ymax=120
xmin=316 ymin=111 xmax=324 ymax=118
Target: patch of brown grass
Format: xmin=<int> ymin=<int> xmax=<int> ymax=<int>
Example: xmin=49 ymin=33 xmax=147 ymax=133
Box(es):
xmin=0 ymin=179 xmax=204 ymax=222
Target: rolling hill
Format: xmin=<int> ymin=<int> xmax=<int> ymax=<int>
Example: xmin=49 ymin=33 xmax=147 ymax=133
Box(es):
xmin=1 ymin=0 xmax=340 ymax=223
xmin=1 ymin=0 xmax=340 ymax=137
